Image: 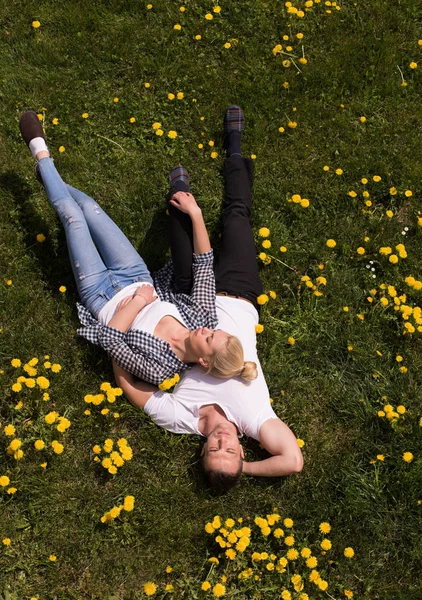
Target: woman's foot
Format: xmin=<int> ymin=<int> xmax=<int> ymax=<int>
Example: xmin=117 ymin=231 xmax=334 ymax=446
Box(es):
xmin=223 ymin=105 xmax=244 ymax=157
xmin=169 ymin=165 xmax=190 ymax=193
xmin=19 ymin=111 xmax=49 ymax=160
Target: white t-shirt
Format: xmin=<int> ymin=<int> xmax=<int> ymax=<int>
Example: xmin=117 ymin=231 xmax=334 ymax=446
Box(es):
xmin=144 ymin=296 xmax=278 ymax=441
xmin=98 ymin=282 xmax=187 ymax=333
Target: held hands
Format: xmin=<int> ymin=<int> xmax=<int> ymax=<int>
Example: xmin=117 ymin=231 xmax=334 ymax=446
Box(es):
xmin=169 ymin=191 xmax=201 ymax=217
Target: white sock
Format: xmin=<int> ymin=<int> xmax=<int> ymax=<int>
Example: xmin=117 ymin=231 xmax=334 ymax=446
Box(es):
xmin=29 ymin=137 xmax=48 ymax=159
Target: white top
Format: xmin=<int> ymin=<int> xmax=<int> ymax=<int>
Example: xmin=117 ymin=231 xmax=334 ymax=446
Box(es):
xmin=144 ymin=296 xmax=278 ymax=440
xmin=98 ymin=282 xmax=187 ymax=332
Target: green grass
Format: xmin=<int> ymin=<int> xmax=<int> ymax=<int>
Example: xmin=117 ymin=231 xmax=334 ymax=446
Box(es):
xmin=1 ymin=0 xmax=422 ymax=598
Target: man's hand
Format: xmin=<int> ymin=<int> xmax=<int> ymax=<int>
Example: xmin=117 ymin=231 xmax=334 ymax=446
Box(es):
xmin=169 ymin=191 xmax=201 ymax=217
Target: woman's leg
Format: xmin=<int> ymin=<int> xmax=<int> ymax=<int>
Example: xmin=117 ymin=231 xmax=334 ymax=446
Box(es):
xmin=167 ymin=167 xmax=194 ymax=293
xmin=37 ymin=157 xmax=111 ymax=313
xmin=65 ymin=185 xmax=153 ymax=285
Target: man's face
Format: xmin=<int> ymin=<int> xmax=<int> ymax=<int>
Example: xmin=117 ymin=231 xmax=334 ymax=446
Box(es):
xmin=189 ymin=328 xmax=230 ymax=368
xmin=201 ymin=422 xmax=244 ymax=474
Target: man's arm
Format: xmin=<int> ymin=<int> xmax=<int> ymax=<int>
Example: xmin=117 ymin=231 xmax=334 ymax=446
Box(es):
xmin=242 ymin=418 xmax=303 ymax=477
xmin=112 ymin=361 xmax=157 ymax=409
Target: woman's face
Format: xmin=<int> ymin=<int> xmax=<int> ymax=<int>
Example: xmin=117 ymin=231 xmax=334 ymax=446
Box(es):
xmin=189 ymin=327 xmax=230 ymax=367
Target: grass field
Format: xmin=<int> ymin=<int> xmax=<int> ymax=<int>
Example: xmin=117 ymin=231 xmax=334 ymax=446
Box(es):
xmin=1 ymin=1 xmax=421 ymax=598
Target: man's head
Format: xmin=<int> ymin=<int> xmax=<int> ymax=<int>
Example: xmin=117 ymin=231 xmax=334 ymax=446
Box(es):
xmin=201 ymin=422 xmax=244 ymax=491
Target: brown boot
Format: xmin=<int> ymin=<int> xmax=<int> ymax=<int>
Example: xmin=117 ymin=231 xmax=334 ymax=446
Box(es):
xmin=19 ymin=111 xmax=46 ymax=146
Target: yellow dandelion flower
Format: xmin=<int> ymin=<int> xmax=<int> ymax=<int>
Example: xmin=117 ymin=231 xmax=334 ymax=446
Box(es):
xmin=212 ymin=583 xmax=225 ymax=597
xmin=143 ymin=582 xmax=157 ymax=596
xmin=320 ymin=538 xmax=332 ymax=550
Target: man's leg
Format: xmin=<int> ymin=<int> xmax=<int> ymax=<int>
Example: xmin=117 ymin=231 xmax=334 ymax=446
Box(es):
xmin=215 ymin=109 xmax=263 ymax=309
xmin=167 ymin=166 xmax=195 ymax=294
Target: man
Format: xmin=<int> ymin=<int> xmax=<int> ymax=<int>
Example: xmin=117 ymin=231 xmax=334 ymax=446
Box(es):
xmin=113 ymin=106 xmax=303 ymax=490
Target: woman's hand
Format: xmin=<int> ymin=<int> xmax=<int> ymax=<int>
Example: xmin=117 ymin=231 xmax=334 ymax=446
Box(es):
xmin=133 ymin=285 xmax=158 ymax=306
xmin=114 ymin=286 xmax=157 ymax=315
xmin=115 ymin=296 xmax=134 ymax=314
xmin=169 ymin=191 xmax=201 ymax=217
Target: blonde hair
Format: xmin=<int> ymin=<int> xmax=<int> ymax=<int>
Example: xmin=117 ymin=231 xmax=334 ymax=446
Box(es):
xmin=206 ymin=335 xmax=258 ymax=382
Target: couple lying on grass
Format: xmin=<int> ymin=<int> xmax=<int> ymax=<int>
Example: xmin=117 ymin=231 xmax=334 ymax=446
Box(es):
xmin=20 ymin=105 xmax=303 ymax=491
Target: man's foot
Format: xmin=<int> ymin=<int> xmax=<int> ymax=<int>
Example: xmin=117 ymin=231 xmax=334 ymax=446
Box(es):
xmin=169 ymin=165 xmax=190 ymax=193
xmin=223 ymin=105 xmax=245 ymax=135
xmin=19 ymin=111 xmax=49 ymax=159
xmin=223 ymin=106 xmax=244 ymax=156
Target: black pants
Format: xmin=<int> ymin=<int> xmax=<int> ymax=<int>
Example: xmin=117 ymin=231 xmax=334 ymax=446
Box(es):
xmin=168 ymin=155 xmax=264 ymax=311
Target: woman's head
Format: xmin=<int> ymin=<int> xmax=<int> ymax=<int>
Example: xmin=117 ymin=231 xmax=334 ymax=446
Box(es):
xmin=190 ymin=327 xmax=257 ymax=382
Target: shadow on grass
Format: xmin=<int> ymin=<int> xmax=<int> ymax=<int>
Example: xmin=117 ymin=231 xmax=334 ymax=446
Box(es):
xmin=136 ymin=206 xmax=170 ymax=274
xmin=0 ymin=169 xmax=77 ymax=298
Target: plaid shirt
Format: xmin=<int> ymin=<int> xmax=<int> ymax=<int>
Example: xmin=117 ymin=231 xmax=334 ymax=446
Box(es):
xmin=77 ymin=251 xmax=218 ymax=386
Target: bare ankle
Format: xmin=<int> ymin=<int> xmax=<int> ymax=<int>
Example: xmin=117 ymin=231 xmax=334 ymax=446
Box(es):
xmin=36 ymin=150 xmax=50 ymax=161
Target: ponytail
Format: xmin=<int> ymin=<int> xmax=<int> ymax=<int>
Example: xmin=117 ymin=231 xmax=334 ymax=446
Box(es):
xmin=239 ymin=361 xmax=258 ymax=382
xmin=206 ymin=336 xmax=258 ymax=382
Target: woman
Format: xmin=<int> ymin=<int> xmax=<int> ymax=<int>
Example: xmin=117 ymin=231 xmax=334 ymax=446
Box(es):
xmin=19 ymin=111 xmax=257 ymax=386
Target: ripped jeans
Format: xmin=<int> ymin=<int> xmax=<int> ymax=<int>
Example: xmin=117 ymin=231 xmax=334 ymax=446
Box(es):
xmin=37 ymin=157 xmax=153 ymax=317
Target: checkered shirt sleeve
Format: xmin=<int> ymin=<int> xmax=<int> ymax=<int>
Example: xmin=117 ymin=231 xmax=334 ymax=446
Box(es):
xmin=154 ymin=250 xmax=218 ymax=329
xmin=76 ymin=304 xmax=188 ymax=385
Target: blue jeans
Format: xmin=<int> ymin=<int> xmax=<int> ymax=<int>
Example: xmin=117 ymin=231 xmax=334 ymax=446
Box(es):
xmin=37 ymin=157 xmax=153 ymax=317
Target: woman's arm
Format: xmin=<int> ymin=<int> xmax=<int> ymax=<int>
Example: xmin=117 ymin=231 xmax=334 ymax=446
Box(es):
xmin=108 ymin=285 xmax=157 ymax=332
xmin=168 ymin=191 xmax=217 ymax=324
xmin=169 ymin=192 xmax=211 ymax=254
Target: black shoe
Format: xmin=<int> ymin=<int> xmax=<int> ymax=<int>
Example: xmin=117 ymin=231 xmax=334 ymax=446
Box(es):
xmin=168 ymin=165 xmax=190 ymax=193
xmin=19 ymin=111 xmax=46 ymax=146
xmin=223 ymin=105 xmax=245 ymax=135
